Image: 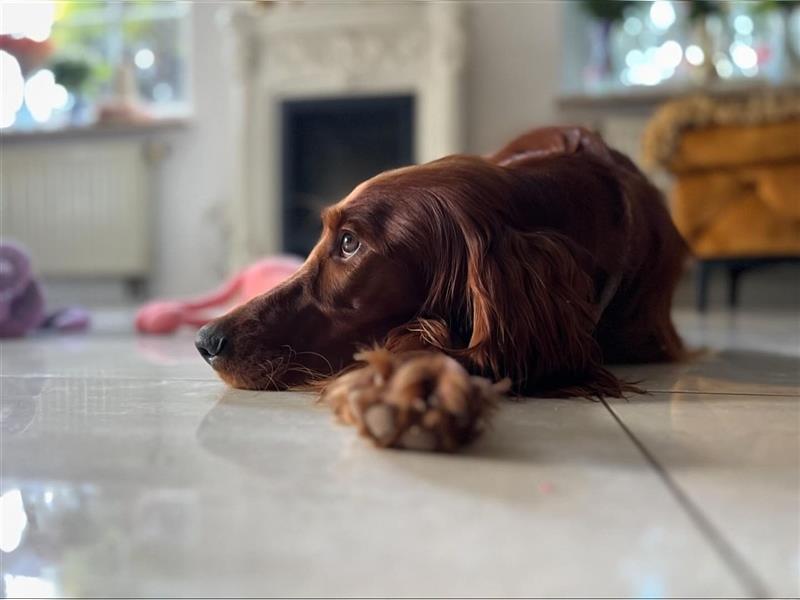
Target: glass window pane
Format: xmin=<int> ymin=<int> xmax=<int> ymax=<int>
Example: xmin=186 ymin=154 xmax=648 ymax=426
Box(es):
xmin=1 ymin=0 xmax=190 ymax=131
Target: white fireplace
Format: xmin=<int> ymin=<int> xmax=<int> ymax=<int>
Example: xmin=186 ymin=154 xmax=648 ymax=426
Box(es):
xmin=223 ymin=1 xmax=466 ymax=266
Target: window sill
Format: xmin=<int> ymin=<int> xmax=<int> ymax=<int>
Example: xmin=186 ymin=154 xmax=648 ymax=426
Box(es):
xmin=558 ymin=79 xmax=800 ymax=112
xmin=0 ymin=116 xmax=192 ymax=144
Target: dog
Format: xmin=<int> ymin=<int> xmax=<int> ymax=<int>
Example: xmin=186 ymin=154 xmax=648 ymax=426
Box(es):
xmin=196 ymin=126 xmax=687 ymax=451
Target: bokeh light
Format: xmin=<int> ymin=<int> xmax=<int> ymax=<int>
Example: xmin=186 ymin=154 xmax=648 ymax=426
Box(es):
xmin=0 ymin=51 xmax=25 ymax=129
xmin=153 ymin=82 xmax=174 ymax=102
xmin=649 ymin=1 xmax=676 ymax=31
xmin=0 ymin=489 xmax=27 ymax=553
xmin=730 ymin=41 xmax=758 ymax=70
xmin=626 ymin=49 xmax=645 ymax=69
xmin=135 ymin=48 xmax=155 ymax=70
xmin=3 ymin=575 xmax=56 ymax=599
xmin=715 ymin=56 xmax=734 ymax=78
xmin=656 ymin=40 xmax=683 ymax=69
xmin=52 ymin=84 xmax=69 ymax=110
xmin=0 ymin=1 xmax=56 ymax=42
xmin=685 ymin=45 xmax=705 ymax=66
xmin=734 ymin=14 xmax=754 ymax=36
xmin=742 ymin=64 xmax=759 ymax=77
xmin=623 ymin=16 xmax=643 ymax=37
xmin=24 ymin=69 xmax=60 ymax=123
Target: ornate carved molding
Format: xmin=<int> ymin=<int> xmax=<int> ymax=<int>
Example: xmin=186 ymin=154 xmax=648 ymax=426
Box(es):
xmin=263 ymin=27 xmax=428 ymax=84
xmin=219 ymin=3 xmax=264 ymax=81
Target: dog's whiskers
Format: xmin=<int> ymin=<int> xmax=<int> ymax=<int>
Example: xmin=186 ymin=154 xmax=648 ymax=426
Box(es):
xmin=291 ymin=350 xmax=334 ymax=376
xmin=257 ymin=356 xmax=289 ymax=390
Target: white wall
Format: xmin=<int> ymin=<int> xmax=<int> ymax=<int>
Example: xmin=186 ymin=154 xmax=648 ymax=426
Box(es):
xmin=464 ymin=2 xmax=562 ymax=154
xmin=152 ymin=3 xmax=233 ymax=297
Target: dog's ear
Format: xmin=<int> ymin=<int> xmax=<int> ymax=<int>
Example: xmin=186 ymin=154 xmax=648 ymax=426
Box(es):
xmin=383 ymin=317 xmax=453 ymax=353
xmin=458 ymin=229 xmax=603 ymax=389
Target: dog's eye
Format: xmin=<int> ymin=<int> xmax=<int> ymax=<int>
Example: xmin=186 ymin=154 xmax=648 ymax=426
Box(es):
xmin=339 ymin=231 xmax=360 ymax=258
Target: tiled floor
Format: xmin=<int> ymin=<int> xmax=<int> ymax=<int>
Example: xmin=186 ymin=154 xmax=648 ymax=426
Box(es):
xmin=1 ymin=309 xmax=798 ymax=597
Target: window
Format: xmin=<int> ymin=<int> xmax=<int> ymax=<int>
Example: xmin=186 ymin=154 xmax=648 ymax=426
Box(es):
xmin=0 ymin=1 xmax=191 ymax=131
xmin=563 ymin=1 xmax=800 ymax=95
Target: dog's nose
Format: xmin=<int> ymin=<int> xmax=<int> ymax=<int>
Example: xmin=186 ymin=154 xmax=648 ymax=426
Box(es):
xmin=195 ymin=324 xmax=229 ymax=364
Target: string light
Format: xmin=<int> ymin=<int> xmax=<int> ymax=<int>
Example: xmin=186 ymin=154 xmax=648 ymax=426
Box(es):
xmin=685 ymin=45 xmax=705 ymax=66
xmin=0 ymin=52 xmax=25 ymax=129
xmin=650 ymin=1 xmax=676 ymax=30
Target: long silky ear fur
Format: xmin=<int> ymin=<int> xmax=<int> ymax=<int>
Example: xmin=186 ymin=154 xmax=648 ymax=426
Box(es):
xmin=453 ymin=229 xmax=636 ymax=398
xmin=383 ymin=317 xmax=454 ymax=354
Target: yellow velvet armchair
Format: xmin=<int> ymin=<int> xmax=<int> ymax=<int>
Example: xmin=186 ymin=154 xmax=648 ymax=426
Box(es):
xmin=644 ymin=93 xmax=800 ymax=310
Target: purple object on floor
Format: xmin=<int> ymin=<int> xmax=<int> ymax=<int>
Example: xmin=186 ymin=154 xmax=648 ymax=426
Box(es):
xmin=42 ymin=306 xmax=91 ymax=332
xmin=0 ymin=243 xmax=46 ymax=338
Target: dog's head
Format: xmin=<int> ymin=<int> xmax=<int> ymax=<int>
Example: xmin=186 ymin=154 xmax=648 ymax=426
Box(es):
xmin=196 ymin=154 xmax=598 ymax=390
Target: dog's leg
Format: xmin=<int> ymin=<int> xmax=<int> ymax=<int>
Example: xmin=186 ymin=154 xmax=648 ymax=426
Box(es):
xmin=321 ymin=349 xmax=509 ymax=452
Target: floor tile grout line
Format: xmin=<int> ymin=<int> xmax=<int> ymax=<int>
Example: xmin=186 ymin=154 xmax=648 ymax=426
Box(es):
xmin=600 ymin=398 xmax=771 ymax=598
xmin=647 ymin=390 xmax=800 ymax=398
xmin=640 ymin=389 xmax=799 ymax=398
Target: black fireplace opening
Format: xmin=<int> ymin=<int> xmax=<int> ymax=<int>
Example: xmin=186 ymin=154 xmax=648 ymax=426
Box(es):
xmin=281 ymin=95 xmax=414 ymax=256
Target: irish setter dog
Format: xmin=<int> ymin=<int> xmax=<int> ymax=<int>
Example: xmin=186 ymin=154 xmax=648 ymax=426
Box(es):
xmin=196 ymin=126 xmax=687 ymax=451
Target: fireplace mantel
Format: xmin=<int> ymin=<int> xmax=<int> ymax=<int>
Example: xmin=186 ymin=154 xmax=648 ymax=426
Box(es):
xmin=223 ymin=2 xmax=466 ymax=266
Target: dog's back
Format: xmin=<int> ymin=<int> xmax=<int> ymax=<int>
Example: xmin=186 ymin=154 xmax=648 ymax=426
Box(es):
xmin=492 ymin=127 xmax=688 ymax=364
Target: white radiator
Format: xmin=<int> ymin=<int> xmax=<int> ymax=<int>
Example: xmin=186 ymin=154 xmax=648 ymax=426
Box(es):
xmin=1 ymin=138 xmax=151 ymax=278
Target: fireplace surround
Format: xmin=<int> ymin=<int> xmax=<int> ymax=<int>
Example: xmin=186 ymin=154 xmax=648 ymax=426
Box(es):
xmin=224 ymin=2 xmax=466 ymax=266
xmin=281 ymin=95 xmax=414 ymax=256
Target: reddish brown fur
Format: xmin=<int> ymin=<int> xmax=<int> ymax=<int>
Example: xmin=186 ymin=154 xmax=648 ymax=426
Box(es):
xmin=201 ymin=126 xmax=687 ymax=446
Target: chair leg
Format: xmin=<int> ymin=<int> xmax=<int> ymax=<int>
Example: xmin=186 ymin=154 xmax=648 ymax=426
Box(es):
xmin=727 ymin=267 xmax=743 ymax=309
xmin=696 ymin=261 xmax=711 ymax=312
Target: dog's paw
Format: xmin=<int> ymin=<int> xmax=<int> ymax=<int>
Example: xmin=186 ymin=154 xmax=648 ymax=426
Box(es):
xmin=322 ymin=349 xmax=509 ymax=452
